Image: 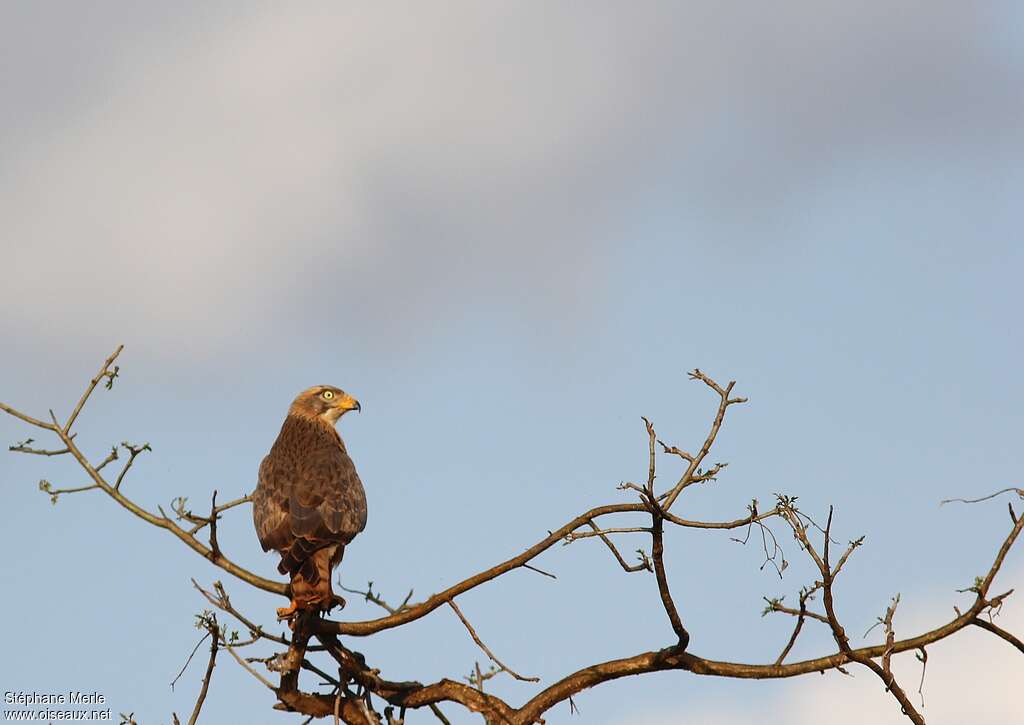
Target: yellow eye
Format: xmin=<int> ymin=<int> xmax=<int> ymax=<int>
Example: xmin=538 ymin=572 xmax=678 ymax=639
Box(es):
xmin=322 ymin=390 xmax=335 ymax=400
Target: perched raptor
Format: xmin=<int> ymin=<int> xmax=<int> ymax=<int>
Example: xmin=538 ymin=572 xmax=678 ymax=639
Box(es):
xmin=253 ymin=385 xmax=367 ymax=619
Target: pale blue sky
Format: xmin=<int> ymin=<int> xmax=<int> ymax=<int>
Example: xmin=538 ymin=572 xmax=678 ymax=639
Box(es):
xmin=1 ymin=4 xmax=1022 ymax=724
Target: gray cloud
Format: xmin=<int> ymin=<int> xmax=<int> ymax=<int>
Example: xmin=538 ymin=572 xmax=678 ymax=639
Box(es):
xmin=2 ymin=3 xmax=1020 ymax=357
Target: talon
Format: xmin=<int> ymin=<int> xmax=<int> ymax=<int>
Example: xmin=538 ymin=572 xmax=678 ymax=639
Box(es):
xmin=276 ymin=599 xmax=299 ymax=620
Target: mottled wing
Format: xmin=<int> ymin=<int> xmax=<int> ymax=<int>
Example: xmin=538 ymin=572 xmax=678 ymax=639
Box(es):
xmin=253 ymin=453 xmax=292 ymax=553
xmin=289 ymin=433 xmax=367 ymax=545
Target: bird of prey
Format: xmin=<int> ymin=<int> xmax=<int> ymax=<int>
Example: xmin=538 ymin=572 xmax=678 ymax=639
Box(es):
xmin=253 ymin=385 xmax=367 ymax=619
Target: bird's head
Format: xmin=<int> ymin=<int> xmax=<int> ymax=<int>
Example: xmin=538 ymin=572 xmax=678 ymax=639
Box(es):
xmin=289 ymin=385 xmax=361 ymax=425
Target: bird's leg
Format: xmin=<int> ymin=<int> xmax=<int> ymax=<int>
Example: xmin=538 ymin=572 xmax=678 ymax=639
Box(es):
xmin=322 ymin=571 xmax=345 ymax=614
xmin=325 ymin=585 xmax=346 ymax=614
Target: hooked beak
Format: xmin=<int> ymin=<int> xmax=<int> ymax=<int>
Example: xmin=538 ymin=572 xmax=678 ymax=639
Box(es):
xmin=338 ymin=394 xmax=361 ymax=414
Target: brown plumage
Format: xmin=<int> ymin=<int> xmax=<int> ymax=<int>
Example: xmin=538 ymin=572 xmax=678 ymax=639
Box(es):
xmin=253 ymin=385 xmax=367 ymax=617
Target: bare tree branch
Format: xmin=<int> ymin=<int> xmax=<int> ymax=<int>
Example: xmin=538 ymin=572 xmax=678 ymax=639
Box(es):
xmin=661 ymin=369 xmax=747 ymax=512
xmin=447 ymin=599 xmax=539 ymax=684
xmin=113 ymin=441 xmax=151 ymax=491
xmin=9 ymin=439 xmax=73 ymax=456
xmin=0 ymin=400 xmax=59 ymax=430
xmin=585 ymin=520 xmax=653 ymax=573
xmin=972 ymin=616 xmax=1024 ymax=654
xmin=816 ymin=509 xmax=924 ymax=724
xmin=649 ymin=504 xmax=689 ymax=648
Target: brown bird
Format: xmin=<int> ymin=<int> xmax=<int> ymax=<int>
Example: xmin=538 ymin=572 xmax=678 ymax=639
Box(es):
xmin=253 ymin=385 xmax=367 ymax=619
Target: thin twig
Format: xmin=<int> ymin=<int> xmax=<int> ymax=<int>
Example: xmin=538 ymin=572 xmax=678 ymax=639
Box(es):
xmin=563 ymin=526 xmax=651 ymax=542
xmin=223 ymin=641 xmax=275 ymax=690
xmin=940 ymin=487 xmax=1023 ymax=506
xmin=187 ymin=623 xmax=219 ymax=725
xmin=192 ymin=579 xmax=292 ymax=647
xmin=447 ymin=599 xmax=539 ymax=683
xmin=64 ymin=344 xmax=124 ymax=434
xmin=972 ymin=617 xmax=1024 ymax=654
xmin=0 ymin=400 xmax=58 ymax=430
xmin=770 ymin=581 xmax=827 ymax=663
xmin=171 ymin=632 xmax=211 ymax=691
xmin=774 ymin=603 xmax=807 ymax=666
xmin=9 ymin=442 xmax=72 ymax=456
xmin=208 ymin=490 xmax=221 ymax=560
xmin=38 ymin=481 xmax=99 ymax=501
xmin=522 ymin=563 xmax=557 ymax=579
xmin=95 ymin=447 xmax=119 ymax=472
xmin=114 ymin=442 xmax=151 ymax=491
xmin=428 ymin=703 xmax=452 ymax=725
xmin=185 ymin=495 xmax=252 ymax=535
xmin=586 ymin=520 xmax=653 ymax=573
xmin=915 ymin=647 xmax=928 ymax=708
xmin=340 ymin=583 xmax=415 ymax=615
xmin=881 ymin=594 xmax=901 ymax=680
